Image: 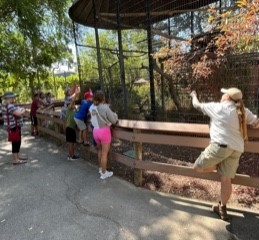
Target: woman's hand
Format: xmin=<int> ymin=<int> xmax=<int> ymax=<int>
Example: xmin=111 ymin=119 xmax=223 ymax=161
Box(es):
xmin=190 ymin=90 xmax=197 ymax=98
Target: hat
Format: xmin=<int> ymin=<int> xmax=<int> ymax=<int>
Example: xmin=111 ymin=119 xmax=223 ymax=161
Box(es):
xmin=3 ymin=91 xmax=17 ymax=99
xmin=84 ymin=91 xmax=93 ymax=99
xmin=221 ymin=88 xmax=242 ymax=101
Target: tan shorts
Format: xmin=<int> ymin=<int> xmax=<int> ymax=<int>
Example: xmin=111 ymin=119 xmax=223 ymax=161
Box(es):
xmin=74 ymin=117 xmax=87 ymax=131
xmin=195 ymin=143 xmax=242 ymax=178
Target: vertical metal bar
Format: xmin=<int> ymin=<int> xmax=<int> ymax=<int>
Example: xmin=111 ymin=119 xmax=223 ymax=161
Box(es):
xmin=161 ymin=62 xmax=165 ymax=119
xmin=146 ymin=0 xmax=156 ymax=121
xmin=92 ymin=0 xmax=104 ymax=91
xmin=116 ymin=0 xmax=128 ymax=118
xmin=72 ymin=21 xmax=83 ymax=92
xmin=168 ymin=18 xmax=171 ymax=48
xmin=191 ymin=12 xmax=194 ymax=35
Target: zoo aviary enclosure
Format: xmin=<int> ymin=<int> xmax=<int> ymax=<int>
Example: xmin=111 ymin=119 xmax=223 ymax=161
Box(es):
xmin=69 ymin=0 xmax=259 ymax=122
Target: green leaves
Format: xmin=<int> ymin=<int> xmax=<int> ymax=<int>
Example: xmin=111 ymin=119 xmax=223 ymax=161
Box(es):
xmin=0 ymin=0 xmax=73 ymax=98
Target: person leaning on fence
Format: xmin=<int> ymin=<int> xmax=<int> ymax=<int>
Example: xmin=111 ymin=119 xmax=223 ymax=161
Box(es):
xmin=74 ymin=91 xmax=93 ymax=146
xmin=1 ymin=91 xmax=27 ymax=165
xmin=89 ymin=90 xmax=118 ymax=180
xmin=190 ymin=87 xmax=258 ymax=221
xmin=66 ymin=99 xmax=80 ymax=161
xmin=30 ymin=93 xmax=41 ymax=136
xmin=60 ymin=86 xmax=80 ymax=131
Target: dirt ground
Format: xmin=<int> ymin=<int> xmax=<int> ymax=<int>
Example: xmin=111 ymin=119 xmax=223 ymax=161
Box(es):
xmin=108 ymin=140 xmax=259 ymax=212
xmin=73 ymin=136 xmax=259 ymax=212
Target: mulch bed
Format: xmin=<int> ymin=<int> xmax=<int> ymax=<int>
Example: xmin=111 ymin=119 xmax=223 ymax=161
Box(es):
xmin=73 ymin=136 xmax=259 ymax=211
xmin=109 ymin=140 xmax=259 ymax=211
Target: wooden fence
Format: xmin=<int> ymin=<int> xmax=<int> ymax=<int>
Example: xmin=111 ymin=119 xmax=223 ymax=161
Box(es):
xmin=30 ymin=107 xmax=259 ymax=189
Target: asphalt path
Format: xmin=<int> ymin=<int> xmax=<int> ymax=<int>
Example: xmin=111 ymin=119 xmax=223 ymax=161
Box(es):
xmin=0 ymin=124 xmax=258 ymax=240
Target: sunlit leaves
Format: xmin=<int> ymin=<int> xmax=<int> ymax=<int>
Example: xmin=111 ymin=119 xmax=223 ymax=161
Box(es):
xmin=155 ymin=0 xmax=258 ymax=81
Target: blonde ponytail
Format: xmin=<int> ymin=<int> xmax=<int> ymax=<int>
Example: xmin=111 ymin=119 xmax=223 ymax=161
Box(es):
xmin=235 ymin=100 xmax=248 ymax=141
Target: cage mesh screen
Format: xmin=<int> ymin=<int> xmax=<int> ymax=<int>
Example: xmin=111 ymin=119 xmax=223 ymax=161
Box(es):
xmin=70 ymin=0 xmax=259 ymax=122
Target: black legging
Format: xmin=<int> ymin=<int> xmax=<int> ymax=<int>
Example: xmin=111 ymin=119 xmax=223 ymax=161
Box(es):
xmin=11 ymin=127 xmax=21 ymax=153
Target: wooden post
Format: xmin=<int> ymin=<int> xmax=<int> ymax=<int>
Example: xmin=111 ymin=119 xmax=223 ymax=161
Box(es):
xmin=134 ymin=129 xmax=142 ymax=186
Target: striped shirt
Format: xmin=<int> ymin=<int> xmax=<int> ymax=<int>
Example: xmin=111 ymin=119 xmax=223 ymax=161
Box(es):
xmin=1 ymin=103 xmax=23 ymax=129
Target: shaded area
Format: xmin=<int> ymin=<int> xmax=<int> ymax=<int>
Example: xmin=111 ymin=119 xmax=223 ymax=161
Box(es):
xmin=1 ymin=124 xmax=259 ymax=239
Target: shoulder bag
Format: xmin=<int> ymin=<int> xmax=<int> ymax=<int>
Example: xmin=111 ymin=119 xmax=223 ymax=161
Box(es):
xmin=6 ymin=104 xmax=21 ymax=142
xmin=95 ymin=106 xmax=112 ymax=127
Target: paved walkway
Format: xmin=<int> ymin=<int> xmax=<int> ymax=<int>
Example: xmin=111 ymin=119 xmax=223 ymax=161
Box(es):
xmin=0 ymin=124 xmax=258 ymax=240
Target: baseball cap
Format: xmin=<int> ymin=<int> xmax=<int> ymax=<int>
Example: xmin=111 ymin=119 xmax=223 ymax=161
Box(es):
xmin=221 ymin=87 xmax=242 ymax=101
xmin=84 ymin=91 xmax=93 ymax=99
xmin=3 ymin=91 xmax=17 ymax=99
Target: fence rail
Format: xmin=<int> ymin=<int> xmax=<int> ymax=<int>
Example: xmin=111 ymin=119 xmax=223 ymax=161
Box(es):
xmin=33 ymin=109 xmax=259 ymax=189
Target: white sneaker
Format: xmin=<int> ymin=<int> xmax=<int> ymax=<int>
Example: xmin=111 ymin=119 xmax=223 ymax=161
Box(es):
xmin=100 ymin=171 xmax=113 ymax=180
xmin=99 ymin=168 xmax=102 ymax=174
xmin=67 ymin=155 xmax=80 ymax=161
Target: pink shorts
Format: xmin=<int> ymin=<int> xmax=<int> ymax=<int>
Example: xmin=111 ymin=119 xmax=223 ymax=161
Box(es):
xmin=93 ymin=127 xmax=111 ymax=144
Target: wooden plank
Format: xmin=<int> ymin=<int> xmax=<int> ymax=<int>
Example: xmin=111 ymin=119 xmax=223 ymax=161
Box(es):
xmin=117 ymin=120 xmax=259 ymax=137
xmin=38 ymin=126 xmax=65 ymax=142
xmin=247 ymin=128 xmax=259 ymax=138
xmin=114 ymin=128 xmax=259 ymax=153
xmin=36 ymin=113 xmax=64 ymax=125
xmin=135 ymin=133 xmax=210 ymax=148
xmin=117 ymin=120 xmax=210 ymax=135
xmin=112 ymin=129 xmax=134 ymax=141
xmin=244 ymin=142 xmax=259 ymax=153
xmin=110 ymin=152 xmax=135 ymax=168
xmin=133 ymin=160 xmax=259 ymax=188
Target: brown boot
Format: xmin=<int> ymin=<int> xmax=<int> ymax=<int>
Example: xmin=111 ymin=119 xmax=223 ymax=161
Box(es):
xmin=212 ymin=202 xmax=229 ymax=221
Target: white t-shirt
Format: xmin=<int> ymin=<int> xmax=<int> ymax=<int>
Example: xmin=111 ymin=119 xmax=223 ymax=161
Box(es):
xmin=201 ymin=101 xmax=257 ymax=152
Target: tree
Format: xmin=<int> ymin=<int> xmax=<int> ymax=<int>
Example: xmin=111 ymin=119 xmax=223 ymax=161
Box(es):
xmin=77 ymin=28 xmax=150 ymax=114
xmin=153 ymin=0 xmax=258 ymax=111
xmin=0 ymin=0 xmax=73 ymax=98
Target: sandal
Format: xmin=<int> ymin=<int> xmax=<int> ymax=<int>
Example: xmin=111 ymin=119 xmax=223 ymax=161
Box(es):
xmin=13 ymin=160 xmax=27 ymax=165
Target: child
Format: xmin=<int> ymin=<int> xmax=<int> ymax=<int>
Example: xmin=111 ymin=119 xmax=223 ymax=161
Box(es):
xmin=74 ymin=91 xmax=93 ymax=146
xmin=89 ymin=90 xmax=118 ymax=179
xmin=61 ymin=86 xmax=80 ymax=132
xmin=66 ymin=99 xmax=80 ymax=161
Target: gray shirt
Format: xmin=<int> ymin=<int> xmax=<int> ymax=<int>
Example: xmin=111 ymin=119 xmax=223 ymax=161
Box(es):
xmin=89 ymin=104 xmax=118 ymax=129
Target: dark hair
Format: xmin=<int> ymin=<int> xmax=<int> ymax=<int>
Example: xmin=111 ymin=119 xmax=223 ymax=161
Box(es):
xmin=34 ymin=93 xmax=39 ymax=98
xmin=93 ymin=90 xmax=105 ymax=106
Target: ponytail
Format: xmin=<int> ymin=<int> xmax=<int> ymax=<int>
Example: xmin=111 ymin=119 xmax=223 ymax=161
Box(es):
xmin=235 ymin=99 xmax=247 ymax=141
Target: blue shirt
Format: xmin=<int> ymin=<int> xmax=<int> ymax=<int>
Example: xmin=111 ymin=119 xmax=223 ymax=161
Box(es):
xmin=75 ymin=100 xmax=92 ymax=121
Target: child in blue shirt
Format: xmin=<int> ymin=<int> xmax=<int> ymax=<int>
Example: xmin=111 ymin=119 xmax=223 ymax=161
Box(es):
xmin=74 ymin=91 xmax=93 ymax=146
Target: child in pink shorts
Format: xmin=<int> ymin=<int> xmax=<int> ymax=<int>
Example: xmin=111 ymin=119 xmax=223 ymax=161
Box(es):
xmin=89 ymin=90 xmax=118 ymax=180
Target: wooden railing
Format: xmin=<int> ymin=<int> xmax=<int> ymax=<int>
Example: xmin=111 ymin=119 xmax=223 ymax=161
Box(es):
xmin=34 ymin=110 xmax=259 ymax=189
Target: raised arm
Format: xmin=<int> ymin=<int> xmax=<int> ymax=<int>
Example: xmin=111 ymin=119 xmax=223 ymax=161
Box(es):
xmin=190 ymin=90 xmax=202 ymax=110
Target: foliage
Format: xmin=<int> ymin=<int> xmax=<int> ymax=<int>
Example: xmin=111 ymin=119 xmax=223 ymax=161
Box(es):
xmin=154 ymin=0 xmax=258 ymax=81
xmin=79 ymin=28 xmax=149 ymax=111
xmin=211 ymin=0 xmax=259 ymax=55
xmin=0 ymin=0 xmax=73 ymax=99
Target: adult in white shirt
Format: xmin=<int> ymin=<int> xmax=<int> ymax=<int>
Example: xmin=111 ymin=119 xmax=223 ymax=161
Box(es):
xmin=190 ymin=87 xmax=258 ymax=220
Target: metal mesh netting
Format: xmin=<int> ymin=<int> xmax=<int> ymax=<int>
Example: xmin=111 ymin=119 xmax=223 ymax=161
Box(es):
xmin=70 ymin=0 xmax=259 ymax=122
